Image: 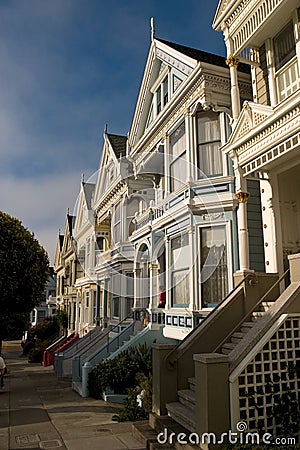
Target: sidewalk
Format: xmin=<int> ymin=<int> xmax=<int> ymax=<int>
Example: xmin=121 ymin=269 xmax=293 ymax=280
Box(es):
xmin=0 ymin=341 xmax=145 ymax=450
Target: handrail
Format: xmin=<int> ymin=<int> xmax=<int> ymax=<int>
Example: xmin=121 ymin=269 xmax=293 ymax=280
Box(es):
xmin=106 ymin=311 xmax=134 ymax=353
xmin=213 ymin=268 xmax=290 ymax=353
xmin=166 ymin=272 xmax=255 ymax=365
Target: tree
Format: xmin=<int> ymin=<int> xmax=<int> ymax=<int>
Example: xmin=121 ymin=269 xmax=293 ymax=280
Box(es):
xmin=0 ymin=211 xmax=49 ymax=338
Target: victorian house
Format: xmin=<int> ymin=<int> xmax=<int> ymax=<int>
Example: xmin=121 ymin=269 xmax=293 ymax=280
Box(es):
xmin=128 ymin=32 xmax=253 ymax=340
xmin=54 ymin=213 xmax=77 ymax=333
xmin=92 ymin=131 xmax=136 ymax=328
xmin=72 ymin=180 xmax=98 ymax=335
xmin=134 ymin=0 xmax=300 ymax=445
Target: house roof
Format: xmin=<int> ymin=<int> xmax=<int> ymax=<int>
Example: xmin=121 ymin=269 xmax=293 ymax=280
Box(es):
xmin=156 ymin=38 xmax=250 ymax=74
xmin=59 ymin=234 xmax=64 ymax=249
xmin=82 ymin=182 xmax=95 ymax=209
xmin=106 ymin=133 xmax=127 ymax=158
xmin=67 ymin=214 xmax=75 ymax=236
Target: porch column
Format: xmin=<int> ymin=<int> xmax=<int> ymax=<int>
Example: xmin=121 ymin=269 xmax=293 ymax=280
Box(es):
xmin=133 ymin=267 xmax=142 ymax=310
xmin=226 ymin=54 xmax=241 ymax=124
xmin=149 ymin=262 xmax=159 ymax=309
xmin=103 ymin=278 xmax=109 ymax=328
xmin=187 ymin=225 xmax=196 ymax=310
xmin=96 ymin=282 xmax=101 ymax=326
xmin=236 ymin=191 xmax=250 ymax=271
xmin=194 ymin=353 xmax=230 ymax=448
xmin=164 ymin=236 xmax=171 ymax=309
xmin=69 ymin=299 xmax=75 ymax=331
xmin=184 ymin=108 xmax=194 ymax=182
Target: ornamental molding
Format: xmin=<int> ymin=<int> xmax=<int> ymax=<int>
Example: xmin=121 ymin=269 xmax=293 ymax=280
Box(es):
xmin=225 ymin=0 xmax=284 ymax=55
xmin=155 ymin=47 xmax=193 ymax=76
xmin=237 ymin=104 xmax=300 ymax=166
xmin=95 ymin=181 xmax=127 ymax=217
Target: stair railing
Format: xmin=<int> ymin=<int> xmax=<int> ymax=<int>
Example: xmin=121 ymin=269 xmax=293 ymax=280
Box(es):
xmin=166 ymin=272 xmax=255 ymax=367
xmin=212 ymin=268 xmax=290 ymax=354
xmin=105 ymin=312 xmax=134 ymax=354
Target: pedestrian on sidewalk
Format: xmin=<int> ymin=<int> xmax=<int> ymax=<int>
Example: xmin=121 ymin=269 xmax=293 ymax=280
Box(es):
xmin=0 ymin=354 xmax=6 ymax=387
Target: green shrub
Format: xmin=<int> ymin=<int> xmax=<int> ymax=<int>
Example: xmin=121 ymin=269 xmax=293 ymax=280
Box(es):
xmin=88 ymin=343 xmax=152 ymax=399
xmin=113 ymin=374 xmax=152 ymax=422
xmin=28 ymin=317 xmax=60 ymax=341
xmin=28 ymin=340 xmax=50 ymax=363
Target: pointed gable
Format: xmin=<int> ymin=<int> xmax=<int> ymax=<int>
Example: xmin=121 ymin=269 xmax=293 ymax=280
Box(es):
xmin=106 ymin=133 xmax=127 ymax=159
xmin=129 ymin=38 xmax=200 ymax=147
xmin=94 ymin=131 xmax=127 ymax=205
xmin=129 ymin=34 xmax=249 ymax=148
xmin=225 ymin=101 xmax=273 ymax=145
xmin=73 ymin=181 xmax=95 ymax=236
xmin=61 ymin=213 xmax=76 ymax=257
xmin=54 ymin=233 xmax=64 ymax=271
xmin=213 ymin=0 xmax=236 ymax=30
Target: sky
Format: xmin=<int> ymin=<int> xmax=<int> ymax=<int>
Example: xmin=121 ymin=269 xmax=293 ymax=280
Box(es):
xmin=0 ymin=0 xmax=225 ymax=264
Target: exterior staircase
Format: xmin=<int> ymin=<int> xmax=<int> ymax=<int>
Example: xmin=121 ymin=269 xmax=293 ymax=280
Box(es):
xmin=165 ymin=299 xmax=275 ymax=429
xmin=220 ymin=301 xmax=273 ymax=355
xmin=132 ymin=266 xmax=300 ymax=450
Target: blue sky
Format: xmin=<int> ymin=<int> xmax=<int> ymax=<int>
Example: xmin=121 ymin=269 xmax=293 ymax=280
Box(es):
xmin=0 ymin=0 xmax=224 ymax=263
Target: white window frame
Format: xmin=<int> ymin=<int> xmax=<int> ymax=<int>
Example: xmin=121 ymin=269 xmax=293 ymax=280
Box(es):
xmin=196 ymin=111 xmax=223 ymax=179
xmin=197 ymin=221 xmax=233 ymax=309
xmin=169 ymin=121 xmax=187 ymax=192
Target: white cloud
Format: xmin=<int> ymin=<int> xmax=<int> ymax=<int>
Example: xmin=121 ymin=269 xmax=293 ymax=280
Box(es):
xmin=0 ymin=170 xmax=90 ymax=264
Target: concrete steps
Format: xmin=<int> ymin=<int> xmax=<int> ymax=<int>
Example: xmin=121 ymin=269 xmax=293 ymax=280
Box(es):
xmin=221 ymin=302 xmax=274 ymax=355
xmin=132 ymin=414 xmax=198 ymax=450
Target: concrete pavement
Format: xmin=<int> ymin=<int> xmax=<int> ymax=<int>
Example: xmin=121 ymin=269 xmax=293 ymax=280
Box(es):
xmin=0 ymin=341 xmax=145 ymax=450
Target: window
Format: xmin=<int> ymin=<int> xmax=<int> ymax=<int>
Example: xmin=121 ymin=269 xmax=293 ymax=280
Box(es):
xmin=171 ymin=233 xmax=190 ymax=307
xmin=125 ymin=197 xmax=140 ymax=238
xmin=169 ymin=122 xmax=187 ymax=192
xmin=200 ymin=226 xmax=228 ymax=307
xmin=197 ymin=112 xmax=222 ymax=178
xmin=126 ymin=272 xmax=134 ymax=315
xmin=85 ymin=292 xmax=89 ymax=322
xmin=156 ymin=85 xmax=162 ymax=115
xmin=146 ymin=104 xmax=154 ymax=129
xmin=37 ymin=310 xmax=46 ymax=323
xmin=162 ymin=76 xmax=168 ymax=105
xmin=274 ymin=22 xmax=295 ymax=71
xmin=112 ymin=297 xmax=120 ymax=318
xmin=93 ymin=292 xmax=97 ymax=324
xmin=113 ymin=202 xmax=121 ymax=244
xmin=85 ymin=240 xmax=91 ymax=270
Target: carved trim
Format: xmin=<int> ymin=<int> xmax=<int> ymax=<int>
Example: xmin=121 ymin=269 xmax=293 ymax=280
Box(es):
xmin=235 ymin=191 xmax=250 ymax=203
xmin=134 ymin=72 xmax=243 ymax=161
xmin=226 ymin=55 xmax=239 ymax=68
xmin=238 ymin=105 xmax=300 ymax=165
xmin=225 ymin=0 xmax=284 ymax=55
